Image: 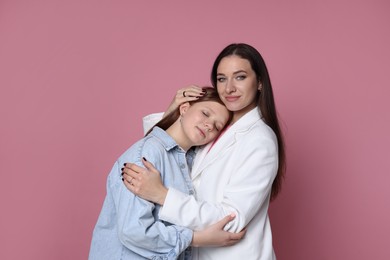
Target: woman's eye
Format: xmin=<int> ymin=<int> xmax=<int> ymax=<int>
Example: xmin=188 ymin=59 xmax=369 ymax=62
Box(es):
xmin=217 ymin=77 xmax=225 ymax=82
xmin=236 ymin=75 xmax=246 ymax=80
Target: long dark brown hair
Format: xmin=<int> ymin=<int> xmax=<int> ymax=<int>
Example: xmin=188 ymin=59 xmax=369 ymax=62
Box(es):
xmin=211 ymin=43 xmax=286 ymax=201
xmin=146 ymin=86 xmax=232 ymax=136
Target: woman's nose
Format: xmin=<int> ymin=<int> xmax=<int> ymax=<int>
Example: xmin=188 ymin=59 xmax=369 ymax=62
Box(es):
xmin=225 ymin=79 xmax=235 ymax=93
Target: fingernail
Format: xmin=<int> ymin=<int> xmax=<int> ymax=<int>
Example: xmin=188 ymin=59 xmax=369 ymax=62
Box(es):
xmin=123 ymin=163 xmax=126 ymax=166
xmin=121 ymin=178 xmax=124 ymax=181
xmin=142 ymin=157 xmax=147 ymax=161
xmin=121 ymin=167 xmax=124 ymax=171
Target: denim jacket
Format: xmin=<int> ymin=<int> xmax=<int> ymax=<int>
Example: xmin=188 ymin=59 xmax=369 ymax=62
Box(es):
xmin=89 ymin=127 xmax=195 ymax=260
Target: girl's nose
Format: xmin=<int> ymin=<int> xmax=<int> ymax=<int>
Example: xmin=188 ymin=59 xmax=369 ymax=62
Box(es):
xmin=204 ymin=121 xmax=213 ymax=132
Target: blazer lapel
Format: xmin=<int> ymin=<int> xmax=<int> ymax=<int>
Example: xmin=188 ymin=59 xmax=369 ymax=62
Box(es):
xmin=191 ymin=125 xmax=237 ymax=180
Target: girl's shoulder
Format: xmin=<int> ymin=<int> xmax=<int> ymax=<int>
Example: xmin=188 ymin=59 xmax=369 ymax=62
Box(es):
xmin=118 ymin=135 xmax=167 ymax=167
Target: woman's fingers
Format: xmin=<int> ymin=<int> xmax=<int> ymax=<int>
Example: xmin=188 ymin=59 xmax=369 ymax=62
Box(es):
xmin=141 ymin=157 xmax=160 ymax=175
xmin=164 ymin=85 xmax=205 ymax=117
xmin=122 ymin=163 xmax=141 ymax=179
xmin=180 ymin=85 xmax=205 ymax=98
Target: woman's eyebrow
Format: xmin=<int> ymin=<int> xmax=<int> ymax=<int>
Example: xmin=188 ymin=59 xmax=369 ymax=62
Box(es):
xmin=233 ymin=69 xmax=247 ymax=75
xmin=217 ymin=69 xmax=247 ymax=76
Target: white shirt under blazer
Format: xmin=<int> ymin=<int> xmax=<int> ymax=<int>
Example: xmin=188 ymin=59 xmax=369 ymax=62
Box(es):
xmin=143 ymin=107 xmax=278 ymax=260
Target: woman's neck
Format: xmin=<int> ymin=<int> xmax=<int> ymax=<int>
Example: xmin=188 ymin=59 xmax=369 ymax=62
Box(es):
xmin=231 ymin=105 xmax=257 ymax=124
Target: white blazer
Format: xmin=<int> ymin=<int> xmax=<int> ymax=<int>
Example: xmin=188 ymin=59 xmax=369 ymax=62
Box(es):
xmin=143 ymin=107 xmax=278 ymax=260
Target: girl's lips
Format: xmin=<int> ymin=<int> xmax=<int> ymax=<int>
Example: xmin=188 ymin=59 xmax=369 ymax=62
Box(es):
xmin=196 ymin=126 xmax=206 ymax=138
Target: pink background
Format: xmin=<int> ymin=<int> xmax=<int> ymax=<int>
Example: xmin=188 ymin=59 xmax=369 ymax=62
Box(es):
xmin=1 ymin=0 xmax=389 ymax=259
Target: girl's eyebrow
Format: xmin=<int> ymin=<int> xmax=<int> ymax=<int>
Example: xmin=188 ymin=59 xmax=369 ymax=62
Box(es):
xmin=208 ymin=107 xmax=226 ymax=126
xmin=205 ymin=105 xmax=218 ymax=115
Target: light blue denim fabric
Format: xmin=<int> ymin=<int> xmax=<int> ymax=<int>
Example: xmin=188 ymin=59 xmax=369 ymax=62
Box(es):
xmin=89 ymin=127 xmax=195 ymax=260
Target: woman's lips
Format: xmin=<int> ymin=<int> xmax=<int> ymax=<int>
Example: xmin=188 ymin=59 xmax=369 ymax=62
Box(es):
xmin=225 ymin=96 xmax=240 ymax=102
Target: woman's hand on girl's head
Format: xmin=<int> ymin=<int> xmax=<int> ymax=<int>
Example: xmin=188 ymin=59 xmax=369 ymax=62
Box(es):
xmin=163 ymin=85 xmax=205 ymax=117
xmin=191 ymin=214 xmax=246 ymax=247
xmin=122 ymin=158 xmax=168 ymax=205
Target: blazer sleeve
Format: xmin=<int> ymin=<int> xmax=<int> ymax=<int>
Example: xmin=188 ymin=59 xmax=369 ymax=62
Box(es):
xmin=109 ymin=160 xmax=193 ymax=258
xmin=159 ymin=127 xmax=278 ymax=233
xmin=142 ymin=112 xmax=164 ymax=135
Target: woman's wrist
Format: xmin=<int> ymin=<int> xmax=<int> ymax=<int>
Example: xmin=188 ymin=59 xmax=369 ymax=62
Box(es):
xmin=155 ymin=186 xmax=168 ymax=205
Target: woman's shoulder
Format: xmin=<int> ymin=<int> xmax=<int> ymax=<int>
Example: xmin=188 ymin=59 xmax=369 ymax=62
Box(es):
xmin=231 ymin=120 xmax=278 ymax=153
xmin=232 ymin=123 xmax=278 ymax=160
xmin=230 ymin=108 xmax=274 ymax=137
xmin=254 ymin=119 xmax=276 ymax=135
xmin=239 ymin=118 xmax=276 ymax=140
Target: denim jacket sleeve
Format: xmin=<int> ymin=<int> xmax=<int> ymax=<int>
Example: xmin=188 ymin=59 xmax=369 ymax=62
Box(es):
xmin=109 ymin=160 xmax=193 ymax=259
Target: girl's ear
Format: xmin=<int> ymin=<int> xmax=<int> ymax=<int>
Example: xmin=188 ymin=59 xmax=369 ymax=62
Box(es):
xmin=179 ymin=102 xmax=190 ymax=116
